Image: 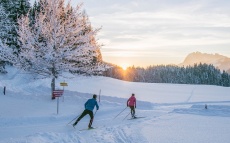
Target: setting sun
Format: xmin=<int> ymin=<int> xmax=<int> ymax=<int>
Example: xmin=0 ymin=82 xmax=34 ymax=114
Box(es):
xmin=121 ymin=64 xmax=128 ymax=70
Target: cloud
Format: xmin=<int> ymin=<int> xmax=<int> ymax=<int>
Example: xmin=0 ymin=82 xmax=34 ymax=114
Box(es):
xmin=30 ymin=0 xmax=230 ymax=66
xmin=89 ymin=3 xmax=230 ymax=42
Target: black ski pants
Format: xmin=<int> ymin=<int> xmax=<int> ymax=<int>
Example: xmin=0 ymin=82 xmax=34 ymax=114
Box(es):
xmin=129 ymin=106 xmax=135 ymax=116
xmin=76 ymin=109 xmax=94 ymax=127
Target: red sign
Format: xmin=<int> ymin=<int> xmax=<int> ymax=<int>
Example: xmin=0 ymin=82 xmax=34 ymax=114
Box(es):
xmin=52 ymin=90 xmax=64 ymax=97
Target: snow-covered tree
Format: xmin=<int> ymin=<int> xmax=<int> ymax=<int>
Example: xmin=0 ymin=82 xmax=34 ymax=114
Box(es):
xmin=0 ymin=0 xmax=30 ymax=49
xmin=1 ymin=0 xmax=107 ymax=99
xmin=0 ymin=4 xmax=13 ymax=42
xmin=1 ymin=0 xmax=30 ymax=22
xmin=0 ymin=4 xmax=15 ymax=73
xmin=29 ymin=1 xmax=41 ymax=26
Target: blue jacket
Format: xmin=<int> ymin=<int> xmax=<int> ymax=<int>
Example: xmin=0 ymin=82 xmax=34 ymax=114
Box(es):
xmin=85 ymin=98 xmax=99 ymax=111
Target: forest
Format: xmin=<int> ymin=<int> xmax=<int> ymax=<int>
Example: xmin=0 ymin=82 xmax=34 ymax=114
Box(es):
xmin=104 ymin=63 xmax=230 ymax=87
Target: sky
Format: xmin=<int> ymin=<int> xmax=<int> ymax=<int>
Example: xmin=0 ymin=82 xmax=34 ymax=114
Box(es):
xmin=30 ymin=0 xmax=230 ymax=68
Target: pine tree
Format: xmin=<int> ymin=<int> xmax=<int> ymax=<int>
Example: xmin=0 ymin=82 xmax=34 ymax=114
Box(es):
xmin=221 ymin=71 xmax=230 ymax=87
xmin=0 ymin=4 xmax=14 ymax=45
xmin=0 ymin=0 xmax=30 ymax=49
xmin=1 ymin=0 xmax=30 ymax=22
xmin=0 ymin=3 xmax=15 ymax=73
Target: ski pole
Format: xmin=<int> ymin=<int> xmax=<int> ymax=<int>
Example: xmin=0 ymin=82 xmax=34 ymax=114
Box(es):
xmin=67 ymin=114 xmax=80 ymax=125
xmin=114 ymin=107 xmax=128 ymax=119
xmin=123 ymin=112 xmax=130 ymax=121
xmin=94 ymin=110 xmax=98 ymax=117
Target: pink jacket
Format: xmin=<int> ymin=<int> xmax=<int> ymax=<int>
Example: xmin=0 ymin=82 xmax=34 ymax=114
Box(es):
xmin=127 ymin=96 xmax=136 ymax=106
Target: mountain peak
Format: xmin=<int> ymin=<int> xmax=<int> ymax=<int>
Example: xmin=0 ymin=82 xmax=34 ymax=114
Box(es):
xmin=179 ymin=52 xmax=230 ymax=73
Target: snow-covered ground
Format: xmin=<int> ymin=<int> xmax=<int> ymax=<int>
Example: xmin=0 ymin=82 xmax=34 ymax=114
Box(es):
xmin=0 ymin=66 xmax=230 ymax=143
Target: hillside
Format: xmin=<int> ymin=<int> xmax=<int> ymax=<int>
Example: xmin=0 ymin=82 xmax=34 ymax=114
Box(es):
xmin=179 ymin=52 xmax=230 ymax=73
xmin=0 ymin=66 xmax=230 ymax=143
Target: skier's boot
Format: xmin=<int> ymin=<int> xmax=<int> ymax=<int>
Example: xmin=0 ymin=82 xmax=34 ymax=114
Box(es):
xmin=88 ymin=125 xmax=94 ymax=129
xmin=132 ymin=114 xmax=137 ymax=118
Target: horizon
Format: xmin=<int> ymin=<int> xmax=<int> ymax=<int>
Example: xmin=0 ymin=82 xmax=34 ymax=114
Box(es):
xmin=30 ymin=0 xmax=230 ymax=68
xmin=108 ymin=51 xmax=230 ymax=70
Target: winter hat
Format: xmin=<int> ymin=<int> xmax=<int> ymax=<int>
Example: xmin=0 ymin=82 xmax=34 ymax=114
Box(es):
xmin=93 ymin=94 xmax=97 ymax=99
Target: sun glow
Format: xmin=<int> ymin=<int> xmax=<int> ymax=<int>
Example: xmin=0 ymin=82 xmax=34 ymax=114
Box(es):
xmin=121 ymin=64 xmax=128 ymax=70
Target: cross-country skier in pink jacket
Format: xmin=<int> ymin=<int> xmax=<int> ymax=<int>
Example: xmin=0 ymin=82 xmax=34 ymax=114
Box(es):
xmin=127 ymin=93 xmax=136 ymax=118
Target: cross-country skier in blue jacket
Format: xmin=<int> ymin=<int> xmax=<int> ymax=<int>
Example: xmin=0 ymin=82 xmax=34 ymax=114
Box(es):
xmin=73 ymin=94 xmax=99 ymax=129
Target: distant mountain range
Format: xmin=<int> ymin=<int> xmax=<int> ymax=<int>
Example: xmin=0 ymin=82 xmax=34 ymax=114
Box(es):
xmin=179 ymin=52 xmax=230 ymax=73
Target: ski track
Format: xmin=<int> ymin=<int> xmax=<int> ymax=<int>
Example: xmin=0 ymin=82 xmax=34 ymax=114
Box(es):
xmin=0 ymin=105 xmax=167 ymax=143
xmin=1 ymin=101 xmax=230 ymax=143
xmin=90 ymin=123 xmax=149 ymax=143
xmin=2 ymin=97 xmax=229 ymax=143
xmin=0 ymin=92 xmax=188 ymax=143
xmin=186 ymin=86 xmax=196 ymax=102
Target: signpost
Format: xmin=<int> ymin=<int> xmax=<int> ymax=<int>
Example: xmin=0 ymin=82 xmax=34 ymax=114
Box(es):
xmin=60 ymin=82 xmax=68 ymax=102
xmin=53 ymin=82 xmax=68 ymax=114
xmin=53 ymin=90 xmax=64 ymax=114
xmin=60 ymin=82 xmax=68 ymax=86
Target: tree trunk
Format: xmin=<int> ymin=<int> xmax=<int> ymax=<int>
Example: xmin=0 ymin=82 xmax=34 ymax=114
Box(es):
xmin=51 ymin=62 xmax=56 ymax=100
xmin=51 ymin=77 xmax=55 ymax=100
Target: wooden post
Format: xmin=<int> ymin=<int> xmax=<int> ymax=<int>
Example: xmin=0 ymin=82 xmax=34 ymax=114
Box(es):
xmin=53 ymin=90 xmax=64 ymax=114
xmin=99 ymin=89 xmax=101 ymax=102
xmin=3 ymin=86 xmax=6 ymax=95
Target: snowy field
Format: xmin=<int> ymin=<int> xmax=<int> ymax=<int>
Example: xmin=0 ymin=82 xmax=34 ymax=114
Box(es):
xmin=0 ymin=66 xmax=230 ymax=143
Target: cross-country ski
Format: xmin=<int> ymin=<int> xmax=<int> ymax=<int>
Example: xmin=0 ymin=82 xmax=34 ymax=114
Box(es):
xmin=79 ymin=127 xmax=97 ymax=131
xmin=128 ymin=117 xmax=146 ymax=120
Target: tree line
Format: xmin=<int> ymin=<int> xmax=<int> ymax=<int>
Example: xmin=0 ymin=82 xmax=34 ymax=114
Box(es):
xmin=104 ymin=63 xmax=230 ymax=87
